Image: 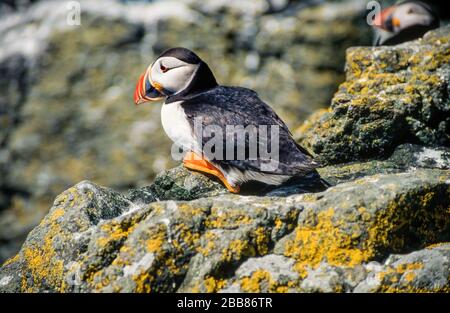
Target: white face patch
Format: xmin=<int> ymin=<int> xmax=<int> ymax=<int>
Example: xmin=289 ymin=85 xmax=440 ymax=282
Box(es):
xmin=150 ymin=56 xmax=199 ymax=95
xmin=393 ymin=3 xmax=434 ymax=32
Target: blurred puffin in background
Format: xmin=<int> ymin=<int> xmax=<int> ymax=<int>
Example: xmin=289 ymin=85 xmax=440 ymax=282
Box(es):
xmin=372 ymin=0 xmax=440 ymax=46
xmin=134 ymin=47 xmax=326 ymax=194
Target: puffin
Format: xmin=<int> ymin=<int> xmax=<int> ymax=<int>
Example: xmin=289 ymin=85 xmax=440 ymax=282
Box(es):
xmin=372 ymin=0 xmax=440 ymax=46
xmin=134 ymin=47 xmax=324 ymax=194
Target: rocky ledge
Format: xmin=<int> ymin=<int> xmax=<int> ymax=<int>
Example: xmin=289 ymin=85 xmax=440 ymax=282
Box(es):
xmin=1 ymin=26 xmax=450 ymax=293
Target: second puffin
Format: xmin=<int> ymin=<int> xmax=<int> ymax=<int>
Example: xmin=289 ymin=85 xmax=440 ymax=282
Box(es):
xmin=134 ymin=47 xmax=322 ymax=194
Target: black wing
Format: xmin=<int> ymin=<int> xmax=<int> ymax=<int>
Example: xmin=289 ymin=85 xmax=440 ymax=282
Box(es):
xmin=181 ymin=86 xmax=318 ymax=176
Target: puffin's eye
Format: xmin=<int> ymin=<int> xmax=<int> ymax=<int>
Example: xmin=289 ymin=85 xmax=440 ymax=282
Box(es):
xmin=407 ymin=8 xmax=414 ymax=14
xmin=160 ymin=64 xmax=168 ymax=73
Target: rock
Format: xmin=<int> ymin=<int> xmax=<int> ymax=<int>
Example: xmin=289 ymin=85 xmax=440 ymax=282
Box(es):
xmin=0 ymin=0 xmax=371 ymax=262
xmin=299 ymin=263 xmax=344 ymax=293
xmin=318 ymin=143 xmax=450 ymax=185
xmin=1 ymin=168 xmax=448 ymax=292
xmin=297 ymin=26 xmax=450 ymax=165
xmin=354 ymin=244 xmax=450 ymax=292
xmin=128 ymin=165 xmax=227 ymax=204
xmin=126 ymin=143 xmax=450 ymax=201
xmin=220 ymin=255 xmax=299 ymax=293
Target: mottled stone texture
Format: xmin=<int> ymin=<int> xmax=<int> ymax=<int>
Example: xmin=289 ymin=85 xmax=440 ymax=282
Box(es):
xmin=297 ymin=26 xmax=450 ymax=165
xmin=0 ymin=168 xmax=449 ymax=293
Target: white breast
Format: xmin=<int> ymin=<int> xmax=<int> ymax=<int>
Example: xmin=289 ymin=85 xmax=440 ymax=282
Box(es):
xmin=161 ymin=101 xmax=196 ymax=152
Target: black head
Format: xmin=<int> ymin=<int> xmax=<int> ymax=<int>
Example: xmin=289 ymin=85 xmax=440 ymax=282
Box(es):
xmin=134 ymin=47 xmax=218 ymax=105
xmin=157 ymin=47 xmax=203 ymax=65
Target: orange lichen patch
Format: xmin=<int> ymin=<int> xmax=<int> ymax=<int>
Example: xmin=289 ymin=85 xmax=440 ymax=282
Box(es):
xmin=253 ymin=227 xmax=270 ymax=255
xmin=53 ymin=187 xmax=83 ymax=208
xmin=296 ymin=27 xmax=450 ymax=165
xmin=240 ymin=270 xmax=296 ymax=293
xmin=204 ymin=276 xmax=226 ymax=293
xmin=274 ymin=218 xmax=284 ymax=232
xmin=21 ymin=219 xmax=67 ymax=292
xmin=205 ymin=209 xmax=253 ymax=229
xmin=197 ymin=231 xmax=218 ymax=257
xmin=398 ymin=263 xmax=423 ymax=272
xmin=177 ymin=204 xmax=207 ymax=218
xmin=374 ymin=262 xmax=449 ymax=293
xmin=179 ymin=224 xmax=202 ymax=245
xmin=129 ymin=222 xmax=203 ymax=292
xmin=146 ymin=232 xmax=165 ymax=253
xmin=404 ymin=271 xmax=416 ymax=283
xmin=382 ymin=285 xmax=450 ymax=293
xmin=96 ymin=221 xmax=136 ymax=248
xmin=240 ymin=270 xmax=272 ymax=293
xmin=133 ymin=272 xmax=153 ymax=293
xmin=284 ymin=209 xmax=367 ymax=274
xmin=297 ymin=193 xmax=319 ymax=203
xmin=282 ymin=185 xmax=450 ymax=282
xmin=379 ymin=262 xmax=424 ymax=282
xmin=221 ymin=239 xmax=256 ymax=263
xmin=49 ymin=208 xmax=65 ymax=221
xmin=367 ymin=190 xmax=450 ymax=255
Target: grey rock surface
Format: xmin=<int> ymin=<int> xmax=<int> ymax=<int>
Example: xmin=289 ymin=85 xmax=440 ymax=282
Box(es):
xmin=297 ymin=26 xmax=450 ymax=165
xmin=0 ymin=168 xmax=448 ymax=292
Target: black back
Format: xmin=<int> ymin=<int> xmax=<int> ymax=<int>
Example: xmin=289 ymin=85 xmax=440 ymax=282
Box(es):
xmin=180 ymin=86 xmax=318 ymax=176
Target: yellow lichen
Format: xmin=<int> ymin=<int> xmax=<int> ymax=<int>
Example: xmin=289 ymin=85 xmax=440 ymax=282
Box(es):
xmin=284 ymin=209 xmax=367 ymax=274
xmin=197 ymin=231 xmax=217 ymax=256
xmin=240 ymin=270 xmax=271 ymax=293
xmin=204 ymin=276 xmax=226 ymax=293
xmin=2 ymin=254 xmax=19 ymax=267
xmin=274 ymin=218 xmax=283 ymax=232
xmin=21 ymin=218 xmax=67 ymax=292
xmin=206 ymin=209 xmax=253 ymax=229
xmin=374 ymin=262 xmax=448 ymax=293
xmin=240 ymin=270 xmax=296 ymax=293
xmin=367 ymin=190 xmax=450 ymax=255
xmin=254 ymin=227 xmax=270 ymax=255
xmin=221 ymin=239 xmax=256 ymax=262
xmin=147 ymin=235 xmax=164 ymax=253
xmin=425 ymin=242 xmax=450 ymax=250
xmin=95 ymin=221 xmax=136 ymax=248
xmin=133 ymin=272 xmax=153 ymax=293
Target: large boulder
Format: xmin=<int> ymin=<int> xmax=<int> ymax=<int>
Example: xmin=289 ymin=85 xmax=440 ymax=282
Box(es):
xmin=0 ymin=168 xmax=448 ymax=293
xmin=297 ymin=26 xmax=450 ymax=165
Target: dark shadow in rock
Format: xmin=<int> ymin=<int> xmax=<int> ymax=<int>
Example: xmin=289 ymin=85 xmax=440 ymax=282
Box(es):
xmin=240 ymin=170 xmax=331 ymax=197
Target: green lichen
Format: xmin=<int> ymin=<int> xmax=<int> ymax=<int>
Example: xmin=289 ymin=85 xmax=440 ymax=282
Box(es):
xmin=297 ymin=26 xmax=450 ymax=165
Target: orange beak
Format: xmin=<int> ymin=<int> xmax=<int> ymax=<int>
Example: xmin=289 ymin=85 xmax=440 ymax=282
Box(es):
xmin=392 ymin=17 xmax=401 ymax=28
xmin=134 ymin=70 xmax=164 ymax=105
xmin=373 ymin=6 xmax=399 ymax=31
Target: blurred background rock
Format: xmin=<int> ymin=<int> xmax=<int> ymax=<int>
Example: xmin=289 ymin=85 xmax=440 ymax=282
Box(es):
xmin=0 ymin=0 xmax=384 ymax=262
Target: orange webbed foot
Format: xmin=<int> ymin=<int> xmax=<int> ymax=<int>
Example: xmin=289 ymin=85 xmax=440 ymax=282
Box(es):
xmin=183 ymin=151 xmax=240 ymax=194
